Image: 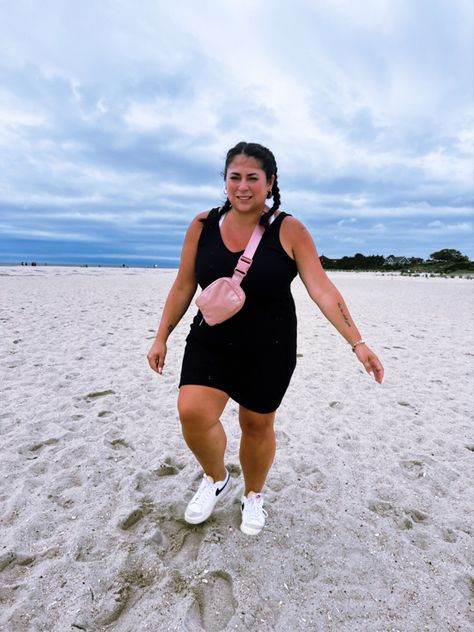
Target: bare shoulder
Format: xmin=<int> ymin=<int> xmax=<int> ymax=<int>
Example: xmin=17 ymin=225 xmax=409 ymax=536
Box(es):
xmin=186 ymin=209 xmax=212 ymax=235
xmin=195 ymin=209 xmax=211 ymax=222
xmin=278 ymin=214 xmax=310 ymax=260
xmin=281 ymin=214 xmax=305 ymax=229
xmin=190 ymin=209 xmax=210 ymax=226
xmin=178 ymin=210 xmax=213 ymax=273
xmin=280 ymin=214 xmax=318 ymax=261
xmin=280 ymin=215 xmax=312 ymax=241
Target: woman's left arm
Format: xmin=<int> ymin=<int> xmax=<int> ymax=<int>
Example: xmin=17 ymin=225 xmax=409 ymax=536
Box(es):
xmin=282 ymin=217 xmax=384 ymax=384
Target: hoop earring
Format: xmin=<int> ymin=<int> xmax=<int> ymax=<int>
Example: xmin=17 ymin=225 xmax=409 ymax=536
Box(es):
xmin=266 ymin=190 xmax=272 ymax=199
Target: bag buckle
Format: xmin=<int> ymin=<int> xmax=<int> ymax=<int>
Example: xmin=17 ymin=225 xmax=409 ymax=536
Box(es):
xmin=234 ymin=254 xmax=253 ymax=278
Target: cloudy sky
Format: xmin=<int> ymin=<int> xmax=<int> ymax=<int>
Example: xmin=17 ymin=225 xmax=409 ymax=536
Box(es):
xmin=0 ymin=0 xmax=472 ymax=266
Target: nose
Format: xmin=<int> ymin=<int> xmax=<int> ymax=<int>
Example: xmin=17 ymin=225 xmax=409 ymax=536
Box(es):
xmin=237 ymin=180 xmax=250 ymax=191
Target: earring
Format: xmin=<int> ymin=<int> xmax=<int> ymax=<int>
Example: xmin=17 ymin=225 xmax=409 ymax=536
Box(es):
xmin=266 ymin=190 xmax=272 ymax=199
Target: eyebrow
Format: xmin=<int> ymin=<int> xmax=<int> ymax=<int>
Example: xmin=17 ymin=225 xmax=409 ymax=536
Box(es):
xmin=229 ymin=171 xmax=260 ymax=176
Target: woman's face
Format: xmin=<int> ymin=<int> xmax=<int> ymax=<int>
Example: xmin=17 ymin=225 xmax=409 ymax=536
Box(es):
xmin=225 ymin=155 xmax=274 ymax=215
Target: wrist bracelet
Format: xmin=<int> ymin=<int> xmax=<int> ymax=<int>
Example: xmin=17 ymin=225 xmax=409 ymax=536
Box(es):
xmin=351 ymin=339 xmax=366 ymax=352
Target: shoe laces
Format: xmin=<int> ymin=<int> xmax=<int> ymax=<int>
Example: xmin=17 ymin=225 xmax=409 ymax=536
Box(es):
xmin=244 ymin=494 xmax=268 ymax=521
xmin=191 ymin=475 xmax=215 ymax=505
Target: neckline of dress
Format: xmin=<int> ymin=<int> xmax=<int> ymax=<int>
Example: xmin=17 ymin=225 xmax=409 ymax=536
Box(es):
xmin=218 ymin=211 xmax=278 ymax=254
xmin=219 ymin=210 xmax=278 ymax=228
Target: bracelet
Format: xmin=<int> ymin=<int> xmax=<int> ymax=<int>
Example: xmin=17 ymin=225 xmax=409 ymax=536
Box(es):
xmin=351 ymin=339 xmax=366 ymax=352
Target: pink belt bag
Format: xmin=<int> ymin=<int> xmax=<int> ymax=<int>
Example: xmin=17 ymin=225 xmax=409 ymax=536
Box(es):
xmin=195 ymin=220 xmax=265 ymax=326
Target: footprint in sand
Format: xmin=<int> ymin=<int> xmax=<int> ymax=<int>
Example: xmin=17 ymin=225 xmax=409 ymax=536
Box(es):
xmin=399 ymin=459 xmax=426 ymax=479
xmin=368 ymin=500 xmax=430 ymax=532
xmin=152 ymin=456 xmax=184 ymax=477
xmin=97 ymin=410 xmax=111 ymax=418
xmin=85 ymin=389 xmax=116 ymax=401
xmin=117 ymin=494 xmax=160 ymax=531
xmin=186 ymin=571 xmax=237 ymax=632
xmin=118 ymin=508 xmax=144 ymax=530
xmin=403 ymin=508 xmax=430 ymax=529
xmin=368 ymin=500 xmax=394 ymax=517
xmin=0 ymin=551 xmax=35 ymax=572
xmin=107 ymin=437 xmax=130 ymax=450
xmin=73 ymin=535 xmax=108 ymax=563
xmin=441 ymin=528 xmax=458 ymax=543
xmin=29 ymin=437 xmax=60 ymax=453
xmin=88 ymin=573 xmax=141 ymax=628
xmin=160 ymin=518 xmax=207 ymax=566
xmin=174 ymin=529 xmax=207 ymax=565
xmin=397 ymin=401 xmax=417 ymax=410
xmin=293 ymin=461 xmax=327 ymax=491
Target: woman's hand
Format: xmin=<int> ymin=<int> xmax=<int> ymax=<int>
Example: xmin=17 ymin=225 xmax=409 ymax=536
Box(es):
xmin=147 ymin=340 xmax=167 ymax=375
xmin=354 ymin=345 xmax=384 ymax=384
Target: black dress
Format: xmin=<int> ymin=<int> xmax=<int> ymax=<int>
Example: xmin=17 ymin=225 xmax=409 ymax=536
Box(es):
xmin=179 ymin=208 xmax=298 ymax=413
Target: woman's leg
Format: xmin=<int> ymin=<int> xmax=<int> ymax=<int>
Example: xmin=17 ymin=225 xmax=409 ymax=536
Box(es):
xmin=239 ymin=405 xmax=277 ymax=495
xmin=178 ymin=385 xmax=229 ymax=482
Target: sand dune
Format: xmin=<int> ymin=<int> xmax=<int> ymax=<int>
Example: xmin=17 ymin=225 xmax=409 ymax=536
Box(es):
xmin=0 ymin=266 xmax=472 ymax=631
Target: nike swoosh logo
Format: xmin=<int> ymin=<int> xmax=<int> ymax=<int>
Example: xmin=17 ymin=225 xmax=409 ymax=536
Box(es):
xmin=215 ymin=474 xmax=230 ymax=496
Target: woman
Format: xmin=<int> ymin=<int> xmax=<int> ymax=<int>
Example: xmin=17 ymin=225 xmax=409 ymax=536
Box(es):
xmin=147 ymin=142 xmax=384 ymax=536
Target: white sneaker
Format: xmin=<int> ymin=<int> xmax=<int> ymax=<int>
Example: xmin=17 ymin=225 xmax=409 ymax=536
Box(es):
xmin=184 ymin=470 xmax=231 ymax=524
xmin=240 ymin=492 xmax=268 ymax=535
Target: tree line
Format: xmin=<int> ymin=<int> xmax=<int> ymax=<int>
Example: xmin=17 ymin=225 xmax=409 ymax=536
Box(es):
xmin=320 ymin=249 xmax=473 ymax=272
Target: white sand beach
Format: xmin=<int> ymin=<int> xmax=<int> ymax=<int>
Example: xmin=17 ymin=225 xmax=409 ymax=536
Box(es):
xmin=0 ymin=266 xmax=473 ymax=632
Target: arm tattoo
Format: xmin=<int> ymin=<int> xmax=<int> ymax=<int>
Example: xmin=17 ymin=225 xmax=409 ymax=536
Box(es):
xmin=167 ymin=324 xmax=174 ymax=334
xmin=337 ymin=302 xmax=352 ymax=327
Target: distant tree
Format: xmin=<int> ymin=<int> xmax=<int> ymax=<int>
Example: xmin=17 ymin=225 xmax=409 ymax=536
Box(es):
xmin=319 ymin=255 xmax=335 ymax=269
xmin=429 ymin=249 xmax=468 ymax=262
xmin=443 ymin=260 xmax=473 ymax=271
xmin=366 ymin=255 xmax=386 ymax=267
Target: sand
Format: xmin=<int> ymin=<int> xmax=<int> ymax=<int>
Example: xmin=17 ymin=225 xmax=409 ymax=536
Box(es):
xmin=0 ymin=266 xmax=472 ymax=632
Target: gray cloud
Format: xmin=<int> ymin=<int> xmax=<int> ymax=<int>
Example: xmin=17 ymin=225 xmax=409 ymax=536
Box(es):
xmin=0 ymin=0 xmax=472 ymax=264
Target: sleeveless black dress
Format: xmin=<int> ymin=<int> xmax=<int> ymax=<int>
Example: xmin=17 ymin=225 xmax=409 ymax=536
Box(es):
xmin=179 ymin=208 xmax=298 ymax=413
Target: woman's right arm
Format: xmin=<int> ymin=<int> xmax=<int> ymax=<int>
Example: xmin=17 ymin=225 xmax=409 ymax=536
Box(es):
xmin=147 ymin=212 xmax=207 ymax=374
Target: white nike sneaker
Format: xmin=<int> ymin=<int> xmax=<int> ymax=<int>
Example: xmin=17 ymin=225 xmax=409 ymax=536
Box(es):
xmin=184 ymin=470 xmax=231 ymax=524
xmin=240 ymin=492 xmax=268 ymax=535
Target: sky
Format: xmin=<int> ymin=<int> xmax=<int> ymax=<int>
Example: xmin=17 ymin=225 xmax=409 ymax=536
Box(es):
xmin=0 ymin=0 xmax=472 ymax=267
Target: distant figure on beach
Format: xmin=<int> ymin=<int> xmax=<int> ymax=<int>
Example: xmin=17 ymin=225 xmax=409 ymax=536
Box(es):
xmin=147 ymin=141 xmax=384 ymax=535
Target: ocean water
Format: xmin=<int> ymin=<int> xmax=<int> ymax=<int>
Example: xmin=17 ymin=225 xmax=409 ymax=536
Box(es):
xmin=0 ymin=258 xmax=179 ymax=269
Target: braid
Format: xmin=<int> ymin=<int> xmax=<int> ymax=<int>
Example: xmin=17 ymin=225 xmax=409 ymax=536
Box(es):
xmin=271 ymin=179 xmax=281 ymax=211
xmin=220 ymin=198 xmax=232 ymax=216
xmin=199 ymin=198 xmax=231 ymax=226
xmin=259 ymin=146 xmax=281 ymax=229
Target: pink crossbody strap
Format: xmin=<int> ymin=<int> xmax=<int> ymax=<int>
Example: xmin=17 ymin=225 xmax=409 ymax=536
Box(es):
xmin=231 ymin=222 xmax=265 ymax=285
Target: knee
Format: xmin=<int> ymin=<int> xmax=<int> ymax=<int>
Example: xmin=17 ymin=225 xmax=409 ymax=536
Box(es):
xmin=177 ymin=396 xmax=214 ymax=432
xmin=240 ymin=414 xmax=274 ymax=437
xmin=177 ymin=398 xmax=201 ymax=427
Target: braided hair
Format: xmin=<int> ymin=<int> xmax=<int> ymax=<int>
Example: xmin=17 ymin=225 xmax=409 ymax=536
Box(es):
xmin=203 ymin=142 xmax=281 ymax=229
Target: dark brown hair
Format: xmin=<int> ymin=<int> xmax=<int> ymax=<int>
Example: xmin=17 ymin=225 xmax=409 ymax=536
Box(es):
xmin=203 ymin=142 xmax=281 ymax=229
